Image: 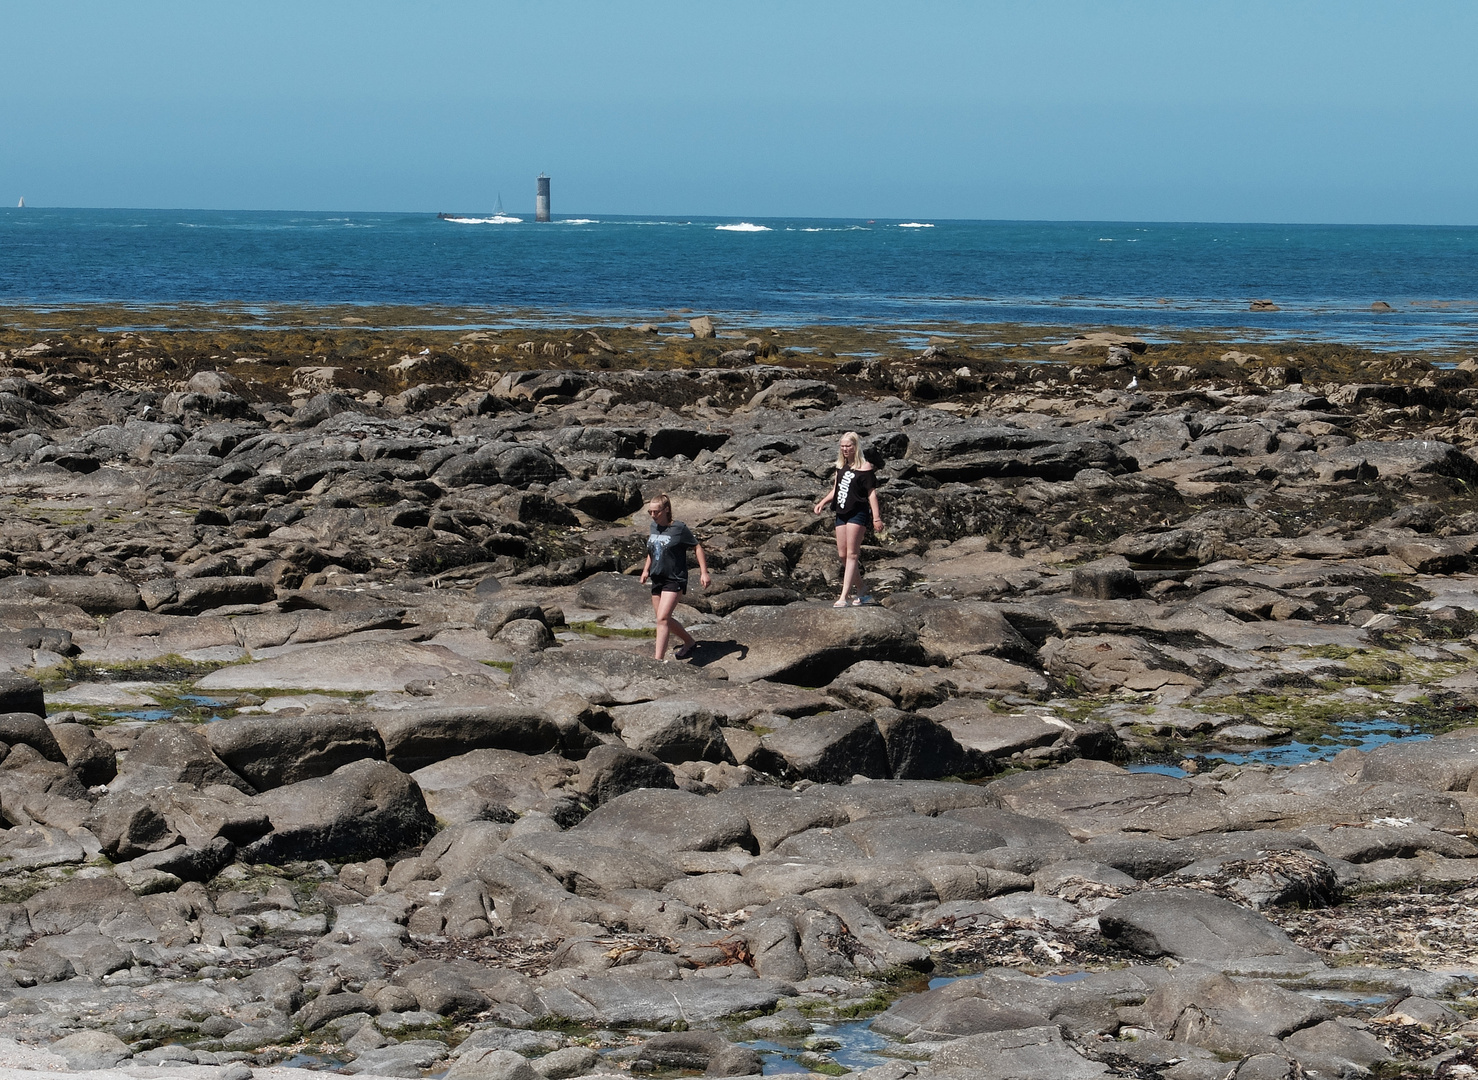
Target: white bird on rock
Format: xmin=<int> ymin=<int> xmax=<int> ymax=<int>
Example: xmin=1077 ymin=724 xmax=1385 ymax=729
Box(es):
xmin=1126 ymin=376 xmax=1138 ymax=390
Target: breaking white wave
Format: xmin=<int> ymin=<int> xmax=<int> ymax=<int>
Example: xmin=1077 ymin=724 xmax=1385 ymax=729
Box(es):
xmin=898 ymin=222 xmax=934 ymax=228
xmin=442 ymin=215 xmax=522 ymax=225
xmin=716 ymin=222 xmax=771 ymax=232
xmin=561 ymin=218 xmax=598 ymax=225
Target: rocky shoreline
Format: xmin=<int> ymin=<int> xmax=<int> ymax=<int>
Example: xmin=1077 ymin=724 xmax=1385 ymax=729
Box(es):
xmin=0 ymin=316 xmax=1476 ymax=1078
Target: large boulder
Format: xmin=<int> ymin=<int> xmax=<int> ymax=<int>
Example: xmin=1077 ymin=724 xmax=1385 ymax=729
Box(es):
xmin=984 ymin=759 xmax=1226 ymax=839
xmin=610 ymin=699 xmax=734 ymax=764
xmin=575 ymin=744 xmax=677 ymax=805
xmin=49 ymin=723 xmax=116 ymax=786
xmin=882 ymin=595 xmax=1036 ymax=663
xmin=762 ymin=712 xmax=890 ymax=783
xmin=242 ymin=759 xmax=437 ymax=863
xmin=373 ymin=706 xmax=561 ymax=771
xmin=0 ymin=712 xmax=64 ymax=761
xmin=1358 ymin=730 xmax=1478 ymax=791
xmin=25 ymin=875 xmax=146 ymax=936
xmin=205 ymin=713 xmax=386 ymax=790
xmin=875 ymin=710 xmax=989 ymax=780
xmin=575 ymin=788 xmax=756 ymax=853
xmin=0 ymin=574 xmax=141 ymax=615
xmin=140 ymin=576 xmax=274 ymax=615
xmin=0 ymin=678 xmax=46 ymax=718
xmin=927 ymin=1026 xmax=1110 ymax=1079
xmin=1099 ymin=889 xmax=1320 ymax=968
xmin=115 ymin=723 xmax=254 ymax=793
xmin=712 ymin=605 xmax=926 ymax=685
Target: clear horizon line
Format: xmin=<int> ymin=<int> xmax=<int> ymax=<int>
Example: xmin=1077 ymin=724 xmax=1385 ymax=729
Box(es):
xmin=5 ymin=205 xmax=1478 ymax=229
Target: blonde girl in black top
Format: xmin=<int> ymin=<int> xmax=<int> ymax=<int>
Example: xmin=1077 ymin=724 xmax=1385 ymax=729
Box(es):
xmin=812 ymin=431 xmax=883 ymax=607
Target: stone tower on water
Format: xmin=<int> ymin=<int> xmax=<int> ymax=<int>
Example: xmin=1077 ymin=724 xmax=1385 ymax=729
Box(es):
xmin=536 ymin=175 xmax=550 ymax=222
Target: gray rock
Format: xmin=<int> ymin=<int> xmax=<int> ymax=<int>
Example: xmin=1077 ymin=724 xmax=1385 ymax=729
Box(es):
xmin=24 ymin=873 xmax=146 ymax=935
xmin=715 ymin=604 xmax=927 ymax=685
xmin=242 ymin=758 xmax=437 ymax=862
xmin=1281 ymin=1018 xmax=1391 ymax=1067
xmin=50 ymin=1030 xmax=132 ymax=1070
xmin=713 ymin=785 xmax=849 ymax=852
xmin=345 ymin=1039 xmax=450 ymax=1076
xmin=763 ymin=711 xmax=890 ymax=782
xmin=1358 ymin=729 xmax=1478 ymax=791
xmin=1099 ymin=889 xmax=1321 ymax=967
xmin=576 ymin=743 xmax=677 ymax=804
xmin=511 ymin=648 xmax=726 ymax=706
xmin=116 ymin=722 xmax=254 ymax=792
xmin=206 ymin=712 xmax=386 ymax=790
xmin=1140 ymin=968 xmax=1327 ymax=1059
xmin=49 ymin=722 xmax=116 ymax=786
xmin=575 ymin=788 xmax=755 ymax=852
xmin=295 ymin=991 xmax=379 ymax=1032
xmin=507 ymin=831 xmax=681 ymax=896
xmin=928 ymin=1025 xmax=1109 ymax=1079
xmin=14 ymin=942 xmax=75 ymax=983
xmin=611 ymin=699 xmax=734 ymax=764
xmin=532 ymin=1045 xmax=600 ymax=1079
xmin=447 ymin=1047 xmax=538 ymax=1080
xmin=221 ymin=1017 xmax=296 ymax=1051
xmin=876 ymin=710 xmax=988 ymax=780
xmin=0 ymin=711 xmax=62 ymax=758
xmin=882 ymin=595 xmax=1037 ymax=663
xmin=0 ymin=574 xmax=140 ymax=615
xmin=374 ymin=705 xmax=561 ymax=771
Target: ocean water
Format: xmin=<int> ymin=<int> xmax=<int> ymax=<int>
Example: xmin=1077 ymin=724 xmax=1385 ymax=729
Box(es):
xmin=2 ymin=208 xmax=1476 ymax=347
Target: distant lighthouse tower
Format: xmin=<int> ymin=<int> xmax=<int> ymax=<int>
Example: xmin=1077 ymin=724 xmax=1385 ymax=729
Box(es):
xmin=535 ymin=174 xmax=551 ymax=222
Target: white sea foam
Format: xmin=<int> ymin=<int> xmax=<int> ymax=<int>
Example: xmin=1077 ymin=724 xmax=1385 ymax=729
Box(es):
xmin=561 ymin=218 xmax=598 ymax=225
xmin=442 ymin=215 xmax=522 ymax=225
xmin=716 ymin=222 xmax=771 ymax=232
xmin=898 ymin=222 xmax=934 ymax=228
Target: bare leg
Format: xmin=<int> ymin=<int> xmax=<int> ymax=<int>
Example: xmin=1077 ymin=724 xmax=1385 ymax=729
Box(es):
xmin=653 ymin=588 xmax=691 ymax=658
xmin=650 ymin=591 xmax=668 ymax=659
xmin=836 ymin=522 xmax=866 ymax=604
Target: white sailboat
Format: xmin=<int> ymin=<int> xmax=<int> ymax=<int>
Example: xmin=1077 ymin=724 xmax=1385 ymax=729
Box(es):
xmin=16 ymin=198 xmax=22 ymax=208
xmin=437 ymin=192 xmax=522 ymax=225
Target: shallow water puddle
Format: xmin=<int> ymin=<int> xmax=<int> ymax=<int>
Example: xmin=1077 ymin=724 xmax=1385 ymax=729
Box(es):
xmin=1129 ymin=715 xmax=1434 ymax=775
xmin=742 ymin=1018 xmax=894 ymax=1075
xmin=1208 ymin=717 xmax=1432 ymax=768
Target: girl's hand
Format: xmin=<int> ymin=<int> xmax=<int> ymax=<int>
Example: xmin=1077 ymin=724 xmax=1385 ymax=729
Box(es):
xmin=700 ymin=571 xmax=711 ymax=589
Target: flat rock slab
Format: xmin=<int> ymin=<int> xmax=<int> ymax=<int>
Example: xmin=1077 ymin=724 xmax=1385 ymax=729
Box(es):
xmin=701 ymin=603 xmax=926 ymax=685
xmin=509 ymin=648 xmax=726 ymax=705
xmin=929 ymin=709 xmax=1068 ymax=756
xmin=197 ymin=641 xmax=492 ymax=692
xmin=46 ymin=682 xmax=160 ymax=707
xmin=927 ymin=1025 xmax=1110 ymax=1079
xmin=1099 ymin=888 xmax=1321 ymax=969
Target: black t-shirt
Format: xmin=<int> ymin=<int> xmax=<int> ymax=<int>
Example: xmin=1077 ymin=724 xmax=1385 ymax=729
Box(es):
xmin=835 ymin=467 xmax=877 ymax=516
xmin=648 ymin=521 xmax=699 ymax=585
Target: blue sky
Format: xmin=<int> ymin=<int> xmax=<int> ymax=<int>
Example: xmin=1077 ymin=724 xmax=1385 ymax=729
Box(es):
xmin=3 ymin=0 xmax=1476 ymax=223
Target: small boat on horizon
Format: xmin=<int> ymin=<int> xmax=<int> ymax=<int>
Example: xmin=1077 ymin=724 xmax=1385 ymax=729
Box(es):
xmin=438 ymin=192 xmax=521 ymax=224
xmin=16 ymin=198 xmax=23 ymax=208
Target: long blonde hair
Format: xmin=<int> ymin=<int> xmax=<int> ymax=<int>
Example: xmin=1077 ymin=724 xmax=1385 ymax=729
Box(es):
xmin=835 ymin=432 xmax=862 ymax=471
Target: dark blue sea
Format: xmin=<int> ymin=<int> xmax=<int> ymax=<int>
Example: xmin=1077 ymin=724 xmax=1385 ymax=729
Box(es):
xmin=2 ymin=208 xmax=1476 ymax=348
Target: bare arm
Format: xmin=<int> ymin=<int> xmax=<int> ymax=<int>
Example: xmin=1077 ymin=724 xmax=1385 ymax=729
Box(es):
xmin=813 ymin=475 xmax=838 ymax=515
xmin=868 ymin=487 xmax=884 ymax=531
xmin=694 ymin=543 xmax=711 ymax=589
xmin=639 ymin=553 xmax=652 ymax=583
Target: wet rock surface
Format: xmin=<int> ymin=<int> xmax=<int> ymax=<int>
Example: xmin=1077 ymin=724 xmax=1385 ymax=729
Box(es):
xmin=2 ymin=324 xmax=1478 ymax=1077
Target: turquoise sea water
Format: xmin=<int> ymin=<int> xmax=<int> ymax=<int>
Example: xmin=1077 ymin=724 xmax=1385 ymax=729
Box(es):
xmin=1 ymin=209 xmax=1476 ymax=346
